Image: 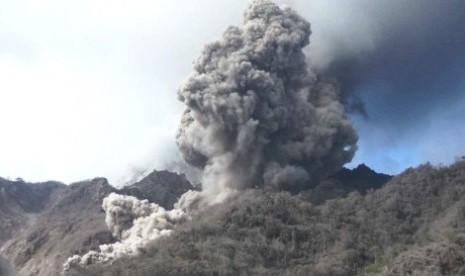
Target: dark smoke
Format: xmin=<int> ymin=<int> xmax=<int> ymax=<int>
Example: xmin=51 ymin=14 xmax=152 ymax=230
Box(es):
xmin=309 ymin=0 xmax=465 ymax=125
xmin=312 ymin=0 xmax=465 ymax=172
xmin=177 ymin=0 xmax=358 ymax=195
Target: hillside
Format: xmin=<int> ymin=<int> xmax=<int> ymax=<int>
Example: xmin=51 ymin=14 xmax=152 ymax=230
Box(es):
xmin=0 ymin=178 xmax=66 ymax=244
xmin=0 ymin=170 xmax=193 ymax=276
xmin=69 ymin=161 xmax=465 ymax=276
xmin=120 ymin=170 xmax=193 ymax=209
xmin=1 ymin=178 xmax=116 ymax=275
xmin=300 ymin=164 xmax=392 ymax=205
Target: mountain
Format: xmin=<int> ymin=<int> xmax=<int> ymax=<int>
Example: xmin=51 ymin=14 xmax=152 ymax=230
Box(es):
xmin=69 ymin=161 xmax=465 ymax=276
xmin=0 ymin=170 xmax=193 ymax=276
xmin=1 ymin=178 xmax=115 ymax=275
xmin=300 ymin=163 xmax=392 ymax=205
xmin=0 ymin=178 xmax=66 ymax=244
xmin=120 ymin=170 xmax=193 ymax=209
xmin=333 ymin=163 xmax=392 ymax=190
xmin=6 ymin=163 xmax=450 ymax=276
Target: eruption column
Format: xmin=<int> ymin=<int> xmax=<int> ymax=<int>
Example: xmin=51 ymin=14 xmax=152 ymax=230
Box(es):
xmin=177 ymin=0 xmax=358 ymax=196
xmin=64 ymin=0 xmax=357 ymax=271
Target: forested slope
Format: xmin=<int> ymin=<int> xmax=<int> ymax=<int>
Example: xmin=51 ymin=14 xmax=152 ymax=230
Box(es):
xmin=72 ymin=161 xmax=465 ymax=276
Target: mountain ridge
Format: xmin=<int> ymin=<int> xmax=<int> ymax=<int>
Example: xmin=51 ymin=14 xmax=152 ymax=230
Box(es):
xmin=0 ymin=170 xmax=195 ymax=276
xmin=0 ymin=165 xmax=398 ymax=275
xmin=66 ymin=161 xmax=465 ymax=276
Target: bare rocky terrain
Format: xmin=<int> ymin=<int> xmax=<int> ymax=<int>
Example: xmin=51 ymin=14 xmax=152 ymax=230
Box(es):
xmin=119 ymin=170 xmax=193 ymax=209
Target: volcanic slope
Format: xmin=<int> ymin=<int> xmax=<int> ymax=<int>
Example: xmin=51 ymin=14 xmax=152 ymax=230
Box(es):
xmin=0 ymin=170 xmax=193 ymax=276
xmin=69 ymin=161 xmax=465 ymax=276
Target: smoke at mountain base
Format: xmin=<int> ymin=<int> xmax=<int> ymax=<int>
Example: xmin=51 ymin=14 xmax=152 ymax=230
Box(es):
xmin=63 ymin=190 xmax=203 ymax=270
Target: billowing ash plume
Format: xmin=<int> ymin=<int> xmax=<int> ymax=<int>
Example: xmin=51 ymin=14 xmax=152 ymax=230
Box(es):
xmin=177 ymin=0 xmax=357 ymax=196
xmin=64 ymin=191 xmax=203 ymax=270
xmin=64 ymin=0 xmax=358 ymax=271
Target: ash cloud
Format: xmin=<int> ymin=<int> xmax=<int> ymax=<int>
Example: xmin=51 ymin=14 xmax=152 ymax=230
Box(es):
xmin=316 ymin=0 xmax=465 ymax=124
xmin=64 ymin=0 xmax=359 ymax=271
xmin=177 ymin=0 xmax=357 ymax=196
xmin=64 ymin=191 xmax=203 ymax=270
xmin=298 ymin=0 xmax=465 ymax=171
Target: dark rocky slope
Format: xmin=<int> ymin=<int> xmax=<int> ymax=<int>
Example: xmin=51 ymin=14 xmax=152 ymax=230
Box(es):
xmin=300 ymin=164 xmax=392 ymax=205
xmin=1 ymin=178 xmax=116 ymax=275
xmin=0 ymin=178 xmax=66 ymax=244
xmin=120 ymin=170 xmax=193 ymax=209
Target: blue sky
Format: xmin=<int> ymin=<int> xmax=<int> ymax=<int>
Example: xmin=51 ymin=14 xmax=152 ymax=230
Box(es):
xmin=347 ymin=69 xmax=465 ymax=174
xmin=345 ymin=23 xmax=465 ymax=174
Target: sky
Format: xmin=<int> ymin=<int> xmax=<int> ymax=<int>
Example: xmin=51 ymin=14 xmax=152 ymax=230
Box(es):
xmin=0 ymin=0 xmax=464 ymax=184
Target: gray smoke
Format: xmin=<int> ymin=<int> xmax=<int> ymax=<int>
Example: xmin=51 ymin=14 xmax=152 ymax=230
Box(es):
xmin=177 ymin=0 xmax=357 ymax=196
xmin=64 ymin=191 xmax=203 ymax=270
xmin=63 ymin=1 xmax=359 ymax=271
